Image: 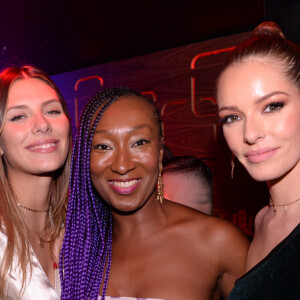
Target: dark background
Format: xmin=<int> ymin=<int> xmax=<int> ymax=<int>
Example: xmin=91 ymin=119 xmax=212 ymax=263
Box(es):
xmin=0 ymin=0 xmax=299 ymax=75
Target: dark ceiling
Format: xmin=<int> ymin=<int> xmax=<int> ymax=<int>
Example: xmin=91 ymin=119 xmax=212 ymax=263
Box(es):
xmin=0 ymin=0 xmax=298 ymax=76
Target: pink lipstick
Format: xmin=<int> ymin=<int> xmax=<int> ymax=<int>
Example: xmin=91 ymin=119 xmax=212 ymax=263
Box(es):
xmin=109 ymin=179 xmax=141 ymax=195
xmin=245 ymin=147 xmax=279 ymax=163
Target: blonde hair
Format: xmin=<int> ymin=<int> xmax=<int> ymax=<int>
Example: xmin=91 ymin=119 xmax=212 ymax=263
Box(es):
xmin=0 ymin=66 xmax=71 ymax=297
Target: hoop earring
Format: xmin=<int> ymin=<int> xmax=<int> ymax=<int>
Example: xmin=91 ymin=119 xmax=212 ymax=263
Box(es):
xmin=157 ymin=161 xmax=164 ymax=204
xmin=231 ymin=153 xmax=235 ymax=179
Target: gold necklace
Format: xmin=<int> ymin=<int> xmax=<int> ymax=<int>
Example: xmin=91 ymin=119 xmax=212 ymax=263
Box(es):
xmin=269 ymin=198 xmax=300 ymax=212
xmin=17 ymin=202 xmax=49 ymax=213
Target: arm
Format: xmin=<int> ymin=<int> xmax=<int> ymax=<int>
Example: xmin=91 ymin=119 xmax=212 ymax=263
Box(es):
xmin=212 ymin=218 xmax=250 ymax=298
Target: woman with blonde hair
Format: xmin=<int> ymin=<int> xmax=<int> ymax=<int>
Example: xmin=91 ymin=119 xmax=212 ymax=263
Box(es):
xmin=0 ymin=66 xmax=71 ymax=299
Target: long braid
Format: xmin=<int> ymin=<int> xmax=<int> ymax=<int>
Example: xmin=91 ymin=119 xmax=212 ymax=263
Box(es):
xmin=60 ymin=87 xmax=162 ymax=299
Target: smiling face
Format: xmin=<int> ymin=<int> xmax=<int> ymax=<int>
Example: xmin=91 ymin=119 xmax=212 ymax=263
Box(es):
xmin=217 ymin=59 xmax=300 ymax=182
xmin=0 ymin=78 xmax=70 ymax=177
xmin=90 ymin=95 xmax=163 ymax=213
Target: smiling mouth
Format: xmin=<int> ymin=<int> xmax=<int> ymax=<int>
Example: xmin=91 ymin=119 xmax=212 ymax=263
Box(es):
xmin=110 ymin=179 xmax=140 ymax=188
xmin=27 ymin=143 xmax=57 ymax=150
xmin=109 ymin=179 xmax=141 ymax=195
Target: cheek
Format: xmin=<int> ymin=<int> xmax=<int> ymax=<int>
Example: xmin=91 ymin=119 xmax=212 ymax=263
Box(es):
xmin=0 ymin=128 xmax=24 ymax=149
xmin=90 ymin=153 xmax=106 ymax=178
xmin=269 ymin=110 xmax=300 ymax=143
xmin=138 ymin=150 xmax=160 ymax=172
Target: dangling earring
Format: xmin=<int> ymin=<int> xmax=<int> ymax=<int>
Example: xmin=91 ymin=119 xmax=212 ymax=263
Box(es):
xmin=231 ymin=153 xmax=235 ymax=179
xmin=157 ymin=161 xmax=164 ymax=204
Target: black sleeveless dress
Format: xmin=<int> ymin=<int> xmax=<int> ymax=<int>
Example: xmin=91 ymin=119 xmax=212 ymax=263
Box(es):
xmin=228 ymin=223 xmax=300 ymax=300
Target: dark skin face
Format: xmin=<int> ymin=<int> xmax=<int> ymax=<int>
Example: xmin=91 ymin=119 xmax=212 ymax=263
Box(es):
xmin=90 ymin=95 xmax=163 ymax=214
xmin=91 ymin=95 xmax=249 ymax=300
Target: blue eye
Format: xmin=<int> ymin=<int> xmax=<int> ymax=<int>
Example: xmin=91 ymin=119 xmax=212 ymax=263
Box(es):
xmin=219 ymin=115 xmax=241 ymax=125
xmin=264 ymin=102 xmax=284 ymax=113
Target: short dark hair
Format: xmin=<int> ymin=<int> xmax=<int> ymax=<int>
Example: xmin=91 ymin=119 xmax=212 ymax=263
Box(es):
xmin=163 ymin=156 xmax=213 ymax=191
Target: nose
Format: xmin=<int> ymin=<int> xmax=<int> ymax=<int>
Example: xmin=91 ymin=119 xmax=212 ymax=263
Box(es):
xmin=243 ymin=116 xmax=265 ymax=145
xmin=111 ymin=147 xmax=135 ymax=175
xmin=32 ymin=113 xmax=52 ymax=134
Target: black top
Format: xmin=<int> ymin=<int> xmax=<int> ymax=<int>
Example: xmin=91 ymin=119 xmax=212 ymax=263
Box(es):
xmin=228 ymin=222 xmax=300 ymax=300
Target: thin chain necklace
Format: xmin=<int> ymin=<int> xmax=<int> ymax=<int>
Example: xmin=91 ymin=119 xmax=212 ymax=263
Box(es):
xmin=17 ymin=202 xmax=50 ymax=213
xmin=17 ymin=202 xmax=57 ymax=269
xmin=269 ymin=198 xmax=300 ymax=212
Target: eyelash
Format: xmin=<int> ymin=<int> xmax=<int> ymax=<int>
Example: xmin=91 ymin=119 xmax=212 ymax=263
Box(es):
xmin=133 ymin=139 xmax=150 ymax=147
xmin=10 ymin=115 xmax=25 ymax=122
xmin=47 ymin=109 xmax=62 ymax=115
xmin=220 ymin=101 xmax=285 ymax=125
xmin=9 ymin=109 xmax=62 ymax=122
xmin=263 ymin=101 xmax=284 ymax=113
xmin=94 ymin=144 xmax=111 ymax=150
xmin=219 ymin=115 xmax=241 ymax=125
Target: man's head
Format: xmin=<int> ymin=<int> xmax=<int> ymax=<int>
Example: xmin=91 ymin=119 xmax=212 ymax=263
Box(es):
xmin=162 ymin=156 xmax=213 ymax=214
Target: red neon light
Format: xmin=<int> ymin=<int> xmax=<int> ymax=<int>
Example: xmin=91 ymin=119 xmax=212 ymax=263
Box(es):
xmin=161 ymin=100 xmax=188 ymax=117
xmin=191 ymin=46 xmax=236 ymax=69
xmin=74 ymin=75 xmax=104 ymax=91
xmin=74 ymin=75 xmax=104 ymax=127
xmin=141 ymin=91 xmax=157 ymax=102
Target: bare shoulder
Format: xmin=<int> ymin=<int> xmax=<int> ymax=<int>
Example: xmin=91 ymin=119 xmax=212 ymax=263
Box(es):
xmin=164 ymin=200 xmax=250 ymax=248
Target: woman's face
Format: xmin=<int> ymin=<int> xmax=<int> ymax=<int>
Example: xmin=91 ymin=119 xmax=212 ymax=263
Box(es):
xmin=0 ymin=78 xmax=70 ymax=177
xmin=217 ymin=59 xmax=300 ymax=182
xmin=90 ymin=95 xmax=163 ymax=213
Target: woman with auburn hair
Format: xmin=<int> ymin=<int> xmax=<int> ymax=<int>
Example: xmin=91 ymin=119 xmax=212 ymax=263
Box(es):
xmin=60 ymin=87 xmax=249 ymax=300
xmin=217 ymin=22 xmax=300 ymax=298
xmin=0 ymin=66 xmax=71 ymax=299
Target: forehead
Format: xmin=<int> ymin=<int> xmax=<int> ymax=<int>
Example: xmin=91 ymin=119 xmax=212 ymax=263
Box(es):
xmin=97 ymin=95 xmax=157 ymax=128
xmin=8 ymin=78 xmax=57 ymax=104
xmin=217 ymin=59 xmax=291 ymax=103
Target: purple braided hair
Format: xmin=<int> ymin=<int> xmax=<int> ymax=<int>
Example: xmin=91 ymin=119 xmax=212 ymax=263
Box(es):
xmin=60 ymin=87 xmax=162 ymax=299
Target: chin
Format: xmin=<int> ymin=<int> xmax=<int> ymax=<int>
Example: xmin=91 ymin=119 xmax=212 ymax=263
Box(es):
xmin=246 ymin=167 xmax=283 ymax=182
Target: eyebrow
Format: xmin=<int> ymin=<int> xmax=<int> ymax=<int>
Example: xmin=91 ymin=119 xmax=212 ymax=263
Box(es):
xmin=6 ymin=99 xmax=61 ymax=112
xmin=94 ymin=124 xmax=152 ymax=135
xmin=218 ymin=91 xmax=289 ymax=113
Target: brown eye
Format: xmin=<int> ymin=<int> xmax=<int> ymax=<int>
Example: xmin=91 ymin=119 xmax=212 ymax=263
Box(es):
xmin=133 ymin=139 xmax=149 ymax=147
xmin=264 ymin=102 xmax=284 ymax=113
xmin=94 ymin=144 xmax=111 ymax=150
xmin=219 ymin=115 xmax=241 ymax=125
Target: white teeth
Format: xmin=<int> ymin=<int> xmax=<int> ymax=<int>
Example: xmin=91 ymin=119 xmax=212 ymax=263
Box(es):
xmin=112 ymin=179 xmax=138 ymax=188
xmin=30 ymin=143 xmax=56 ymax=150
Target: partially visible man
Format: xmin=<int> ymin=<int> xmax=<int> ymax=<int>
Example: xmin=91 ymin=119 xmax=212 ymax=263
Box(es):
xmin=163 ymin=155 xmax=213 ymax=214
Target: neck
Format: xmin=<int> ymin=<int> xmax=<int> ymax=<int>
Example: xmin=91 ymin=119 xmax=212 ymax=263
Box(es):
xmin=8 ymin=171 xmax=52 ymax=211
xmin=112 ymin=195 xmax=165 ymax=238
xmin=267 ymin=162 xmax=300 ymax=210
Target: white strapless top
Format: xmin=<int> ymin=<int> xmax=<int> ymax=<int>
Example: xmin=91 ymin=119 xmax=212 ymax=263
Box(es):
xmin=0 ymin=229 xmax=60 ymax=299
xmin=104 ymin=297 xmax=165 ymax=300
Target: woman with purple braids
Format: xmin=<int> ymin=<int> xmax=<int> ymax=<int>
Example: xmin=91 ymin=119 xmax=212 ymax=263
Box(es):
xmin=60 ymin=87 xmax=249 ymax=299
